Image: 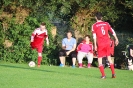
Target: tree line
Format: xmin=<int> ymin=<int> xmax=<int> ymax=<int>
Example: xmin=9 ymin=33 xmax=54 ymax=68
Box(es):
xmin=0 ymin=0 xmax=133 ymax=67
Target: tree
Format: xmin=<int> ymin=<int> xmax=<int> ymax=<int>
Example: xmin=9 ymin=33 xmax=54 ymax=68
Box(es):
xmin=70 ymin=0 xmax=118 ymax=41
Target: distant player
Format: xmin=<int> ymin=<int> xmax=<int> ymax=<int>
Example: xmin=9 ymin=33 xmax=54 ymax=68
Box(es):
xmin=30 ymin=22 xmax=49 ymax=67
xmin=92 ymin=12 xmax=119 ymax=79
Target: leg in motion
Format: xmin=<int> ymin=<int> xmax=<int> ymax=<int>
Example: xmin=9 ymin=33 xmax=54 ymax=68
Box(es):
xmin=107 ymin=56 xmax=116 ymax=78
xmin=37 ymin=53 xmax=42 ymax=67
xmin=98 ymin=57 xmax=106 ymax=79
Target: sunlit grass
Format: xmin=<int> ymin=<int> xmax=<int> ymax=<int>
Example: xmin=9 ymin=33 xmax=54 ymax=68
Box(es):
xmin=0 ymin=62 xmax=133 ymax=88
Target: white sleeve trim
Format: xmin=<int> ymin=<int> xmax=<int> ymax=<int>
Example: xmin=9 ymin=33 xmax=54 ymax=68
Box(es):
xmin=93 ymin=33 xmax=96 ymax=39
xmin=111 ymin=28 xmax=116 ymax=35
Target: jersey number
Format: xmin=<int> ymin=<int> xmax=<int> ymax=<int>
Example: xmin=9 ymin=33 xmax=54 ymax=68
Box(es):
xmin=101 ymin=26 xmax=105 ymax=35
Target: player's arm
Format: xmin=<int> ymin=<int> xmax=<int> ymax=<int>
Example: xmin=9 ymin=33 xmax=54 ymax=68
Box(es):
xmin=108 ymin=24 xmax=119 ymax=46
xmin=112 ymin=33 xmax=119 ymax=46
xmin=31 ymin=29 xmax=36 ymax=42
xmin=93 ymin=33 xmax=97 ymax=51
xmin=45 ymin=30 xmax=49 ymax=46
xmin=46 ymin=37 xmax=49 ymax=45
xmin=92 ymin=25 xmax=97 ymax=51
xmin=111 ymin=29 xmax=119 ymax=46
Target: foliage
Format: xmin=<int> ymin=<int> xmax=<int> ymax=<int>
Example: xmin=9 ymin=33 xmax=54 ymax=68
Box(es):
xmin=114 ymin=0 xmax=133 ymax=32
xmin=0 ymin=0 xmax=133 ymax=66
xmin=71 ymin=0 xmax=118 ymax=39
xmin=114 ymin=33 xmax=133 ymax=68
xmin=0 ymin=1 xmax=60 ymax=65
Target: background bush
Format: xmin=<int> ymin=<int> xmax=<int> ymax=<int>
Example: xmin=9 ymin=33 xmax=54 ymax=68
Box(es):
xmin=0 ymin=0 xmax=133 ymax=68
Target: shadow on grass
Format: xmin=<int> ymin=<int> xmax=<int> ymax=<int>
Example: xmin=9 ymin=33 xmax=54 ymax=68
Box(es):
xmin=0 ymin=64 xmax=54 ymax=73
xmin=0 ymin=64 xmax=88 ymax=77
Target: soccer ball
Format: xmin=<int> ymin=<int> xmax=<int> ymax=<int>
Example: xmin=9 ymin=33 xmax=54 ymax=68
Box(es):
xmin=28 ymin=61 xmax=35 ymax=67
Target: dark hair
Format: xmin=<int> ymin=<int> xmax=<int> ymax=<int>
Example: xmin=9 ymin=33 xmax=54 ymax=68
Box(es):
xmin=95 ymin=12 xmax=102 ymax=20
xmin=67 ymin=30 xmax=72 ymax=34
xmin=84 ymin=35 xmax=90 ymax=38
xmin=41 ymin=22 xmax=46 ymax=26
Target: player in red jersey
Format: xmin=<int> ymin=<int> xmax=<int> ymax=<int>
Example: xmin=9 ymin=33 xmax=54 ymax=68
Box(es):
xmin=30 ymin=22 xmax=49 ymax=67
xmin=92 ymin=12 xmax=119 ymax=79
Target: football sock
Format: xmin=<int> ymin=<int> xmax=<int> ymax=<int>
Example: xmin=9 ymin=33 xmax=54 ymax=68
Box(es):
xmin=110 ymin=64 xmax=115 ymax=74
xmin=38 ymin=56 xmax=42 ymax=65
xmin=88 ymin=63 xmax=91 ymax=67
xmin=99 ymin=65 xmax=105 ymax=76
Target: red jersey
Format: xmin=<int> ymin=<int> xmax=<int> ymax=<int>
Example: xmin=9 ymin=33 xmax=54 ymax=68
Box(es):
xmin=92 ymin=21 xmax=115 ymax=45
xmin=31 ymin=28 xmax=48 ymax=48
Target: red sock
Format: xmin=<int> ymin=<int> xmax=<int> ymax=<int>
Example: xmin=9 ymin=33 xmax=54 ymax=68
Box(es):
xmin=79 ymin=63 xmax=82 ymax=67
xmin=99 ymin=65 xmax=105 ymax=76
xmin=110 ymin=64 xmax=115 ymax=74
xmin=88 ymin=63 xmax=91 ymax=67
xmin=38 ymin=56 xmax=42 ymax=65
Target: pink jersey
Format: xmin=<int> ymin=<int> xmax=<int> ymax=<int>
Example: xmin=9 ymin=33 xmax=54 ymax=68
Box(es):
xmin=92 ymin=21 xmax=114 ymax=45
xmin=31 ymin=28 xmax=48 ymax=48
xmin=77 ymin=41 xmax=93 ymax=53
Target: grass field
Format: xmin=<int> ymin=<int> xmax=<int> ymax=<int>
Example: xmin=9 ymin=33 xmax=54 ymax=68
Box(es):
xmin=0 ymin=62 xmax=133 ymax=88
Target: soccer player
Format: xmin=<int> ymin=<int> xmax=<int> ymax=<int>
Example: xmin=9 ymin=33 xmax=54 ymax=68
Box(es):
xmin=59 ymin=30 xmax=77 ymax=68
xmin=77 ymin=35 xmax=93 ymax=68
xmin=92 ymin=12 xmax=119 ymax=79
xmin=30 ymin=22 xmax=49 ymax=67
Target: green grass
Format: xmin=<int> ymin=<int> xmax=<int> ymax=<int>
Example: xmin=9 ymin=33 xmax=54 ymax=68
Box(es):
xmin=0 ymin=62 xmax=133 ymax=88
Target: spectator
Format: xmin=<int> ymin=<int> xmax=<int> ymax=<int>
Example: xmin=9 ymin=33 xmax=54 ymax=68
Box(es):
xmin=77 ymin=35 xmax=93 ymax=68
xmin=59 ymin=30 xmax=77 ymax=68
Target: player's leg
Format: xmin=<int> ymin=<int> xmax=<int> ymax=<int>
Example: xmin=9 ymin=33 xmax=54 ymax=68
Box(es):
xmin=98 ymin=46 xmax=106 ymax=79
xmin=70 ymin=51 xmax=77 ymax=67
xmin=37 ymin=53 xmax=42 ymax=67
xmin=37 ymin=46 xmax=43 ymax=67
xmin=106 ymin=58 xmax=110 ymax=68
xmin=107 ymin=56 xmax=116 ymax=78
xmin=107 ymin=44 xmax=116 ymax=78
xmin=86 ymin=53 xmax=93 ymax=68
xmin=77 ymin=52 xmax=85 ymax=68
xmin=102 ymin=57 xmax=106 ymax=68
xmin=98 ymin=57 xmax=106 ymax=79
xmin=59 ymin=50 xmax=66 ymax=67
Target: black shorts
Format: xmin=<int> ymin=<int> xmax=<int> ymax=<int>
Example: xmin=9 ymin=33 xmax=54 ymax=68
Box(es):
xmin=59 ymin=50 xmax=77 ymax=58
xmin=129 ymin=56 xmax=133 ymax=60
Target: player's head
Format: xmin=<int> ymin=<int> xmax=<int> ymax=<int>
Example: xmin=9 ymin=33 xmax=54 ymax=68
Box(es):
xmin=40 ymin=22 xmax=46 ymax=30
xmin=84 ymin=35 xmax=91 ymax=42
xmin=67 ymin=30 xmax=72 ymax=39
xmin=95 ymin=12 xmax=102 ymax=20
